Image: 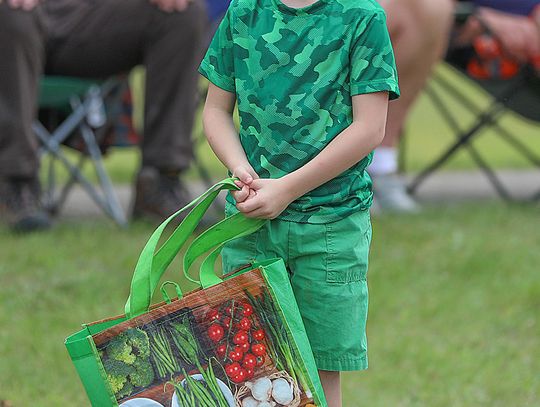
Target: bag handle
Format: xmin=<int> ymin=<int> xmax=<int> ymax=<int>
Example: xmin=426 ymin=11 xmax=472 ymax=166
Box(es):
xmin=124 ymin=178 xmax=239 ymax=318
xmin=182 ymin=213 xmax=266 ymax=288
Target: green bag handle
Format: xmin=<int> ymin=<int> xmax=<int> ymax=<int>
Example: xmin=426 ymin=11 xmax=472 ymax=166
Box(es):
xmin=183 ymin=212 xmax=266 ymax=288
xmin=124 ymin=178 xmax=240 ymax=318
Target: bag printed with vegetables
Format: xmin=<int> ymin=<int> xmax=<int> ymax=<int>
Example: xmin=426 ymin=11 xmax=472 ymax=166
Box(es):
xmin=93 ymin=281 xmax=320 ymax=407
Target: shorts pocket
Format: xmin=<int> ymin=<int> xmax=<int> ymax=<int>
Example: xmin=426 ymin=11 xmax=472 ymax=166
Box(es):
xmin=325 ymin=211 xmax=372 ymax=284
xmin=221 ymin=229 xmax=260 ymax=274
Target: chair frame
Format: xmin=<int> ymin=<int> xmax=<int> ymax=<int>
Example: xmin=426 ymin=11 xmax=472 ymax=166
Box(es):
xmin=406 ymin=64 xmax=540 ymax=202
xmin=34 ymin=78 xmax=129 ymax=226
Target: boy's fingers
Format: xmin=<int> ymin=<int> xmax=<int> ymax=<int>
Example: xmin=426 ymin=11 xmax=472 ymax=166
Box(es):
xmin=243 ymin=208 xmax=268 ymax=219
xmin=234 ymin=168 xmax=253 ymax=184
xmin=249 ymin=178 xmax=261 ymax=189
xmin=232 ymin=187 xmax=249 ymax=203
xmin=237 ymin=197 xmax=261 ymax=213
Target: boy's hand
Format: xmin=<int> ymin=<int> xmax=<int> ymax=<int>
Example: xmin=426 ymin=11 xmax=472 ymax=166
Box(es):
xmin=231 ymin=165 xmax=259 ymax=204
xmin=236 ymin=178 xmax=295 ymax=219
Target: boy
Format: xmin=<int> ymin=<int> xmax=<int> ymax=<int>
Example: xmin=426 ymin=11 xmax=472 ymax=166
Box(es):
xmin=199 ymin=0 xmax=399 ymax=405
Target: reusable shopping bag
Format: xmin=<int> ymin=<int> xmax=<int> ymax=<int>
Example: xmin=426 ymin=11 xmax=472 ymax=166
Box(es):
xmin=65 ymin=178 xmax=327 ymax=407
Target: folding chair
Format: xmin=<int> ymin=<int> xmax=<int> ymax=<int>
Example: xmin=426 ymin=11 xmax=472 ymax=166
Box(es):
xmin=35 ymin=76 xmax=130 ymax=226
xmin=407 ymin=5 xmax=540 ymax=202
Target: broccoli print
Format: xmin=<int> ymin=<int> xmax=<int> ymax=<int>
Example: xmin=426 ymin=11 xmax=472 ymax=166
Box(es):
xmin=101 ymin=327 xmax=154 ymax=399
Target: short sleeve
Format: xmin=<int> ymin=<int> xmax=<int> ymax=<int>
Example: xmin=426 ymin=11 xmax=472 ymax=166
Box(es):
xmin=350 ymin=11 xmax=400 ymax=100
xmin=198 ymin=7 xmax=236 ymax=93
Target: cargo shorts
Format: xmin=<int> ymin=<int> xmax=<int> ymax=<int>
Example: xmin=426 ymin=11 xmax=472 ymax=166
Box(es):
xmin=221 ymin=208 xmax=372 ymax=371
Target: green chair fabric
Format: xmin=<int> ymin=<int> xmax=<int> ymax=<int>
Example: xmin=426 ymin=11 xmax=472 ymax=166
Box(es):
xmin=38 ymin=76 xmax=102 ymax=109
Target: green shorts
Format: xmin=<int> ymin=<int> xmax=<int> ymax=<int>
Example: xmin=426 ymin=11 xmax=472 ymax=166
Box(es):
xmin=222 ymin=209 xmax=372 ymax=371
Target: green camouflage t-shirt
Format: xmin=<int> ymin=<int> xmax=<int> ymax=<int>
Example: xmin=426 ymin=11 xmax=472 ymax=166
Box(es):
xmin=199 ymin=0 xmax=400 ymax=223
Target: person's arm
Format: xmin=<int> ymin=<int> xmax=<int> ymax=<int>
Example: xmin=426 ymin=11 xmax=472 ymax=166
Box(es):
xmin=454 ymin=4 xmax=540 ymax=61
xmin=236 ymin=91 xmax=389 ymax=219
xmin=202 ymin=83 xmax=259 ymax=203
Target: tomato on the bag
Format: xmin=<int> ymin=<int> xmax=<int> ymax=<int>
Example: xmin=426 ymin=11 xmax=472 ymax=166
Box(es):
xmin=225 ymin=362 xmax=241 ymax=378
xmin=242 ymin=353 xmax=257 ymax=369
xmin=229 ymin=346 xmax=244 ymax=362
xmin=245 ymin=368 xmax=255 ymax=379
xmin=237 ymin=317 xmax=252 ymax=331
xmin=207 ymin=324 xmax=224 ymax=342
xmin=222 ymin=316 xmax=232 ymax=329
xmin=232 ymin=368 xmax=247 ymax=383
xmin=233 ymin=331 xmax=249 ymax=345
xmin=216 ymin=343 xmax=227 ymax=358
xmin=238 ymin=341 xmax=250 ymax=353
xmin=241 ymin=303 xmax=254 ymax=317
xmin=252 ymin=343 xmax=266 ymax=356
xmin=255 ymin=354 xmax=265 ymax=367
xmin=253 ymin=329 xmax=265 ymax=341
xmin=206 ymin=309 xmax=220 ymax=322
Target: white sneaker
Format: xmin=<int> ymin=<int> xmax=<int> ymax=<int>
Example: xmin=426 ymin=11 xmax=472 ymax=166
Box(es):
xmin=371 ymin=173 xmax=420 ymax=213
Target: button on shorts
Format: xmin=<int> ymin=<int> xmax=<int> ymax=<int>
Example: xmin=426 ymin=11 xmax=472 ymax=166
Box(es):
xmin=222 ymin=209 xmax=372 ymax=371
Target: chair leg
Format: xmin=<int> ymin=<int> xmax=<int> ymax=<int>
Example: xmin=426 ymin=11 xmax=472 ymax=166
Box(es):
xmin=55 ymin=154 xmax=86 ymax=213
xmin=79 ymin=121 xmax=128 ymax=226
xmin=35 ymin=119 xmax=128 ymax=226
xmin=407 ymin=101 xmax=507 ymax=195
xmin=407 ymin=69 xmax=535 ymax=201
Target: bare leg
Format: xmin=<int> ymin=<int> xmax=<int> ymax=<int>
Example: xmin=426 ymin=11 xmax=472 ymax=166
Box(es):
xmin=370 ymin=0 xmax=454 ymax=213
xmin=382 ymin=0 xmax=454 ymax=148
xmin=319 ymin=370 xmax=342 ymax=407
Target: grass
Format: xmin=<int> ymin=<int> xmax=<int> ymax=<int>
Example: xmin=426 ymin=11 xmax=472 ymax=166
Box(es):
xmin=2 ymin=64 xmax=540 ymax=406
xmin=0 ymin=203 xmax=539 ymax=406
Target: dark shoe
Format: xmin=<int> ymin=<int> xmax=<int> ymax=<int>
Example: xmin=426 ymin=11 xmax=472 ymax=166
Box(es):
xmin=0 ymin=177 xmax=52 ymax=232
xmin=132 ymin=167 xmax=191 ymax=224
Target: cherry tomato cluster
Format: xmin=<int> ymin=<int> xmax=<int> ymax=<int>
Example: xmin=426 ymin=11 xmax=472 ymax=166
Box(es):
xmin=205 ymin=300 xmax=268 ymax=384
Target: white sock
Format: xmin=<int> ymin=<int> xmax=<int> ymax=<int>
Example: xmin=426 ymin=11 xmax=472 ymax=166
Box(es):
xmin=369 ymin=147 xmax=398 ymax=175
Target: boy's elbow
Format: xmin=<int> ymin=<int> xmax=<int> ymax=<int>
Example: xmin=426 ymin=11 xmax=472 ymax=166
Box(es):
xmin=202 ymin=106 xmax=214 ymax=138
xmin=372 ymin=125 xmax=387 ymax=148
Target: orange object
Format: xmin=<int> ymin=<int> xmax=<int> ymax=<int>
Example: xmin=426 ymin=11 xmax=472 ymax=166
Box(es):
xmin=467 ymin=35 xmax=520 ymax=80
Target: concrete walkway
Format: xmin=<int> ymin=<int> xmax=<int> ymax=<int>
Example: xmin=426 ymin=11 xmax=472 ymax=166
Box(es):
xmin=59 ymin=170 xmax=539 ymax=221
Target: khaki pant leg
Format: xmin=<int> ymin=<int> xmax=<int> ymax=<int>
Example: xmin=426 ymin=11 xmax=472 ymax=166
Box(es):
xmin=45 ymin=0 xmax=208 ymax=173
xmin=0 ymin=4 xmax=46 ymax=178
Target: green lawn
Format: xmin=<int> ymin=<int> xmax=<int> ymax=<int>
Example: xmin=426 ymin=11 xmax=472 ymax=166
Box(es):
xmin=1 ymin=203 xmax=539 ymax=406
xmin=2 ymin=64 xmax=540 ymax=406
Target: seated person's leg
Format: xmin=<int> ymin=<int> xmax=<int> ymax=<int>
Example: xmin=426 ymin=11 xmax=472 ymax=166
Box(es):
xmin=45 ymin=0 xmax=207 ymax=223
xmin=135 ymin=0 xmax=207 ymax=223
xmin=370 ymin=0 xmax=454 ymax=213
xmin=0 ymin=4 xmax=51 ymax=231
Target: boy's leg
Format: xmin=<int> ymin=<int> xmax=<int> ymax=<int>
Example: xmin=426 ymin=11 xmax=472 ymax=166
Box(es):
xmin=222 ymin=210 xmax=369 ymax=407
xmin=287 ymin=211 xmax=372 ymax=372
xmin=319 ymin=370 xmax=342 ymax=407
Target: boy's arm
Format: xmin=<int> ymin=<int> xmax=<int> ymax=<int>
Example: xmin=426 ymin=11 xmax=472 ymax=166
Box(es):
xmin=202 ymin=83 xmax=259 ymax=202
xmin=237 ymin=92 xmax=389 ymax=219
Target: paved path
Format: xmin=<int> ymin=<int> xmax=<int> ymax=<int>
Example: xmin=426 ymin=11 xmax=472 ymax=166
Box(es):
xmin=59 ymin=170 xmax=539 ymax=221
